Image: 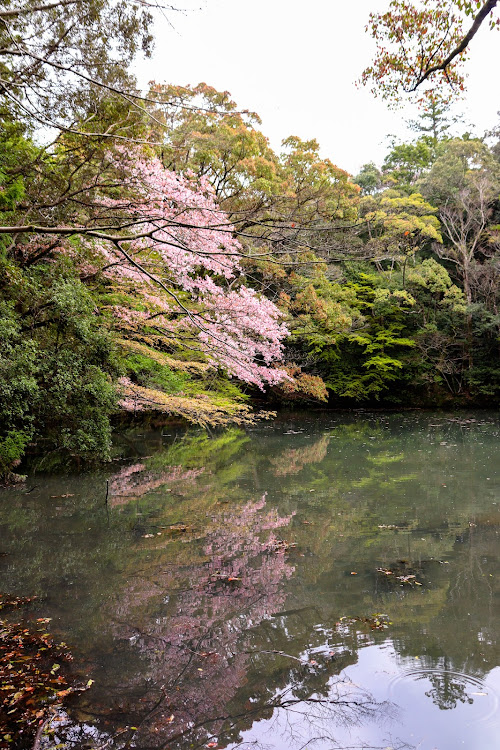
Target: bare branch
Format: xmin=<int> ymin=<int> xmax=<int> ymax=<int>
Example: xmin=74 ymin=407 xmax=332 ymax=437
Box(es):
xmin=0 ymin=0 xmax=79 ymax=19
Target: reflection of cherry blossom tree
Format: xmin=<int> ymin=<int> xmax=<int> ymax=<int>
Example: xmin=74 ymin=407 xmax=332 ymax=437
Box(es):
xmin=108 ymin=461 xmax=205 ymax=506
xmin=100 ymin=495 xmax=296 ymax=748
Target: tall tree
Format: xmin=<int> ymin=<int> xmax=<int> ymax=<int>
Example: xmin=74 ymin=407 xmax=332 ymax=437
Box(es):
xmin=354 ymin=162 xmax=383 ymax=196
xmin=419 ymin=138 xmax=500 ymax=305
xmin=382 ymin=139 xmax=435 ymax=193
xmin=407 ymin=93 xmax=461 ymax=147
xmin=0 ymin=0 xmax=158 ymax=133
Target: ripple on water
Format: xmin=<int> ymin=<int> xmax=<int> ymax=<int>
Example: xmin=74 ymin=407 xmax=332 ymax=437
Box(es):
xmin=387 ymin=667 xmax=499 ymax=727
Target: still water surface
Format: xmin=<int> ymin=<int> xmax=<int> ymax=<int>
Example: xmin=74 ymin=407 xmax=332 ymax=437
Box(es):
xmin=1 ymin=412 xmax=499 ymax=750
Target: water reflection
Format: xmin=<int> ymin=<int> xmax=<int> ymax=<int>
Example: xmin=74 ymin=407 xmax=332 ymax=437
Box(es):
xmin=269 ymin=434 xmax=330 ymax=476
xmin=101 ymin=495 xmax=296 ymax=748
xmin=0 ymin=412 xmax=499 ymax=750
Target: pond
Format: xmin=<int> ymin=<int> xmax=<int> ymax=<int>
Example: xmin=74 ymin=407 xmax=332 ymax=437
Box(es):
xmin=1 ymin=411 xmax=499 ymax=750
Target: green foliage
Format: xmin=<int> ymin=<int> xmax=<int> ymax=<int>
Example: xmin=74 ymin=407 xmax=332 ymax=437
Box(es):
xmin=284 ymin=265 xmax=419 ymax=402
xmin=124 ymin=352 xmax=192 ymax=395
xmin=0 ymin=300 xmax=38 ymax=476
xmin=36 ymin=352 xmax=116 ymax=461
xmin=0 ymin=119 xmax=33 ymax=213
xmin=0 ymin=254 xmax=119 ymax=476
xmin=288 ymin=269 xmax=360 ymax=353
xmin=320 ymin=274 xmax=416 ymax=400
xmin=0 ymin=430 xmax=31 ymax=477
xmin=407 ymin=257 xmax=455 ymax=293
xmin=354 ymin=162 xmax=383 ymax=195
xmin=383 ymin=139 xmax=434 ymax=192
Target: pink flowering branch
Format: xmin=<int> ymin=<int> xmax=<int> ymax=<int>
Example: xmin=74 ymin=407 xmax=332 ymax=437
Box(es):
xmin=10 ymin=146 xmax=290 ymax=387
xmin=75 ymin=147 xmax=289 ymax=388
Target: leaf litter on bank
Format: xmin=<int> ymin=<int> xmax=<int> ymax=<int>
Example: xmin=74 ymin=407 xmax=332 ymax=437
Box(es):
xmin=0 ymin=594 xmax=91 ymax=749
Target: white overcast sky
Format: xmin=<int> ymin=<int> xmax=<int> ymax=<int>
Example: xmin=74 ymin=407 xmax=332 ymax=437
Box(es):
xmin=136 ymin=0 xmax=500 ymax=176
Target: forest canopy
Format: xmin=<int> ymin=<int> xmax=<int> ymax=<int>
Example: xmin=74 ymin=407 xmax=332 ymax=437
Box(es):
xmin=1 ymin=0 xmax=499 ymax=480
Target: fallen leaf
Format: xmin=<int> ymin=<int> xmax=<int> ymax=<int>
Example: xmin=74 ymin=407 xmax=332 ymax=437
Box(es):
xmin=56 ymin=688 xmax=73 ymax=698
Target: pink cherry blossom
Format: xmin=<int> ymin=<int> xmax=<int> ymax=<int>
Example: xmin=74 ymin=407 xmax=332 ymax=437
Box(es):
xmin=95 ymin=147 xmax=288 ymax=388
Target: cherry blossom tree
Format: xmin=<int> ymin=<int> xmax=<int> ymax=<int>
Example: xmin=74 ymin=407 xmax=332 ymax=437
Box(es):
xmin=91 ymin=147 xmax=289 ymax=388
xmin=9 ymin=146 xmax=289 ymax=390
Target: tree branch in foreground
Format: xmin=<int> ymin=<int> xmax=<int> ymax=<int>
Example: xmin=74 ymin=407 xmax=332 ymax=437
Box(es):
xmin=411 ymin=0 xmax=498 ymax=90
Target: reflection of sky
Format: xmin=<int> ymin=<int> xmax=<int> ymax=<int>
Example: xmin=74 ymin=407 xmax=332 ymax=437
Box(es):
xmin=230 ymin=645 xmax=500 ymax=750
xmin=344 ymin=646 xmax=500 ymax=750
xmin=1 ymin=413 xmax=499 ymax=749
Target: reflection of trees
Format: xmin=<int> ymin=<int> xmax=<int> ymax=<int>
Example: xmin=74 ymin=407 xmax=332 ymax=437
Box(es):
xmin=219 ymin=684 xmax=401 ymax=750
xmin=424 ymin=666 xmax=474 ymax=710
xmin=1 ymin=413 xmax=499 ymax=749
xmin=269 ymin=435 xmax=330 ymax=477
xmin=108 ymin=462 xmax=205 ymax=506
xmin=69 ymin=487 xmax=393 ymax=750
xmin=97 ymin=495 xmax=297 ymax=748
xmin=387 ymin=518 xmax=500 ymax=693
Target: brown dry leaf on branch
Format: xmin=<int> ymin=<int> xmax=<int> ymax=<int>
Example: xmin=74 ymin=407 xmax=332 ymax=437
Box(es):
xmin=118 ymin=379 xmax=271 ymax=427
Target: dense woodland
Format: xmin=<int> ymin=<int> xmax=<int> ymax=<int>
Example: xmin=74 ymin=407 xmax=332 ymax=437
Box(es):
xmin=1 ymin=0 xmax=500 ymax=479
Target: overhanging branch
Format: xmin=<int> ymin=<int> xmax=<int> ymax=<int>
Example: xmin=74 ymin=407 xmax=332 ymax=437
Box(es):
xmin=411 ymin=0 xmax=498 ymax=90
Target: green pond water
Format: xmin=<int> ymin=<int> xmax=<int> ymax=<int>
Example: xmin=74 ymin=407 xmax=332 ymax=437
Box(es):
xmin=1 ymin=411 xmax=500 ymax=750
